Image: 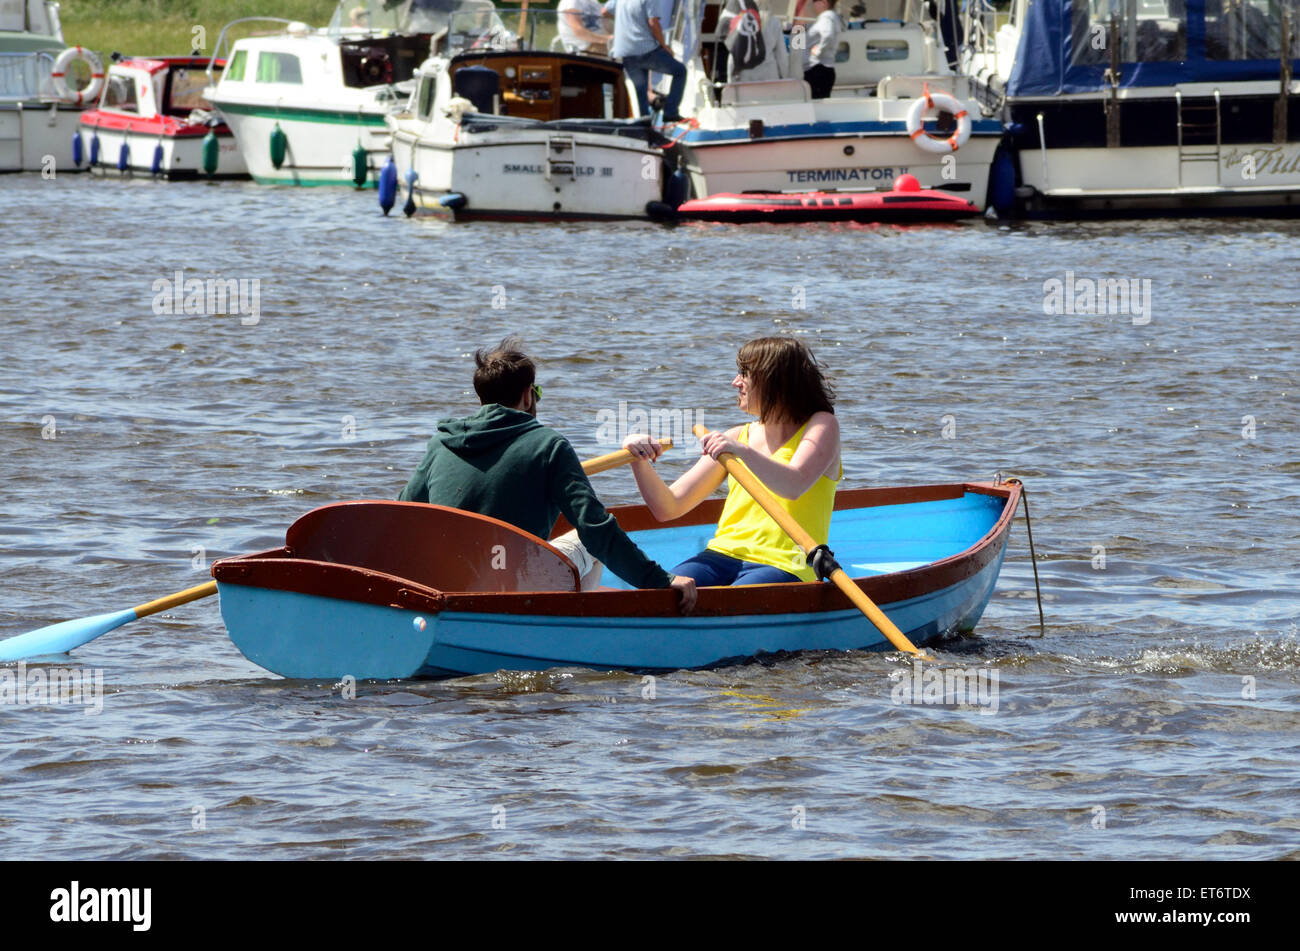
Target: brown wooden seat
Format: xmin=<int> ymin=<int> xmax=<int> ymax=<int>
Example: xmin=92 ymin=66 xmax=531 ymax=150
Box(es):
xmin=284 ymin=501 xmax=580 ymax=593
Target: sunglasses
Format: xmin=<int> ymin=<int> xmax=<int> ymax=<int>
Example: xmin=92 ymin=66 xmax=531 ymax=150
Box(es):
xmin=532 ymin=383 xmax=543 ymax=401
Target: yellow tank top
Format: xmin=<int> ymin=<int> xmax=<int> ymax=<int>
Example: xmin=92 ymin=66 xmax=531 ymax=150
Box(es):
xmin=706 ymin=421 xmax=841 ymax=582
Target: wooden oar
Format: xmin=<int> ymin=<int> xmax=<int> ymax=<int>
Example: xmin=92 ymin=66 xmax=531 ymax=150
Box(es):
xmin=692 ymin=423 xmax=928 ymax=657
xmin=0 ymin=439 xmax=672 ymax=662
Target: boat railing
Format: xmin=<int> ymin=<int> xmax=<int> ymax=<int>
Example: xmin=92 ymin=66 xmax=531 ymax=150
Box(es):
xmin=0 ymin=50 xmax=57 ymax=102
xmin=204 ymin=17 xmax=298 ymax=82
xmin=961 ymin=0 xmax=1001 ymax=72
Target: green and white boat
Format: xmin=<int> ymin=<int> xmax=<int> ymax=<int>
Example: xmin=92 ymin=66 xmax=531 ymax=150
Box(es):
xmin=205 ymin=1 xmax=445 ymax=186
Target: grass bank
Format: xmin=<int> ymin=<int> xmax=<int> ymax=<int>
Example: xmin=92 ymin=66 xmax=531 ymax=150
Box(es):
xmin=57 ymin=1 xmax=342 ymax=59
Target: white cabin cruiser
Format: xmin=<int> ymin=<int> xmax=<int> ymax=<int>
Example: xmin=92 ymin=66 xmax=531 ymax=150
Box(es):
xmin=205 ymin=0 xmax=446 ymax=186
xmin=666 ymin=0 xmax=1002 ymax=208
xmin=387 ymin=3 xmax=673 ymax=219
xmin=962 ymin=0 xmax=1300 ymax=216
xmin=0 ymin=0 xmax=98 ymax=172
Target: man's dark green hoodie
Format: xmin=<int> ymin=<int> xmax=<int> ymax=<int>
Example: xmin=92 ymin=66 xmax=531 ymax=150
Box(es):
xmin=398 ymin=404 xmax=672 ymax=589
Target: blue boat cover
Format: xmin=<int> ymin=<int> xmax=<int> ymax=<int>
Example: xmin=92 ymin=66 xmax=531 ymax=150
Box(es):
xmin=1006 ymin=0 xmax=1299 ymax=96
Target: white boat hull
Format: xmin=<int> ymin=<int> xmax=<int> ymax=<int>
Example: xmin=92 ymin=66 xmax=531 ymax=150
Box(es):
xmin=391 ymin=124 xmax=666 ymax=219
xmin=0 ymin=101 xmax=86 ymax=173
xmin=1016 ymin=142 xmax=1300 ymax=214
xmin=211 ymin=103 xmax=390 ymax=186
xmin=679 ymin=131 xmax=998 ymax=209
xmin=80 ymin=126 xmax=245 ymax=179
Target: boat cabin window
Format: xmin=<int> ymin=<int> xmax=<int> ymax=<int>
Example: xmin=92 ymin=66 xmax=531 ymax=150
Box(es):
xmin=102 ymin=74 xmax=138 ymax=113
xmin=165 ymin=66 xmax=217 ymax=116
xmin=1205 ymin=0 xmax=1300 ymax=60
xmin=1070 ymin=0 xmax=1187 ymax=63
xmin=340 ymin=34 xmax=433 ymax=88
xmin=866 ymin=38 xmax=912 ymax=60
xmin=255 ymin=51 xmax=303 ymax=84
xmin=417 ymin=74 xmax=437 ymax=118
xmin=225 ymin=49 xmax=247 ymax=82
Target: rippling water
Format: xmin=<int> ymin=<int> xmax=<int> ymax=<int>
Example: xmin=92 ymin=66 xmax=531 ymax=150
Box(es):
xmin=1 ymin=174 xmax=1297 ymax=860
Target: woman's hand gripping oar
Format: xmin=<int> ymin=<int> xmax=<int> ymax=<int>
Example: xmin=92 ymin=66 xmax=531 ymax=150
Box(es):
xmin=692 ymin=424 xmax=929 ymax=658
xmin=0 ymin=439 xmax=674 ymax=662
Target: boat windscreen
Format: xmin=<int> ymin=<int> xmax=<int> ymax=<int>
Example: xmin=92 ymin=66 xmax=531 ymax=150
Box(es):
xmin=166 ymin=65 xmax=217 ymax=115
xmin=447 ymin=7 xmax=605 ymax=56
xmin=329 ymin=0 xmax=490 ymax=35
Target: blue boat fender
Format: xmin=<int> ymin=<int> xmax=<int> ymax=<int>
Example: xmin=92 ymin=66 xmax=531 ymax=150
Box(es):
xmin=664 ymin=164 xmax=689 ymax=210
xmin=150 ymin=141 xmax=164 ymax=176
xmin=402 ymin=168 xmax=418 ymax=217
xmin=438 ymin=192 xmax=467 ymax=210
xmin=72 ymin=131 xmax=83 ymax=167
xmin=989 ymin=144 xmax=1017 ymax=218
xmin=89 ymin=131 xmax=100 ymax=166
xmin=378 ymin=157 xmax=397 ymax=215
xmin=117 ymin=142 xmax=129 ymax=173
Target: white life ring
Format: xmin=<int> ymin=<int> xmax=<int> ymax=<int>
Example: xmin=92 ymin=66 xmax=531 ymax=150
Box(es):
xmin=51 ymin=46 xmax=105 ymax=105
xmin=905 ymin=89 xmax=971 ymax=154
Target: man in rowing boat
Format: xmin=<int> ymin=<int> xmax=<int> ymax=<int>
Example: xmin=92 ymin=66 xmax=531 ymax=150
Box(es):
xmin=399 ymin=338 xmax=698 ymax=613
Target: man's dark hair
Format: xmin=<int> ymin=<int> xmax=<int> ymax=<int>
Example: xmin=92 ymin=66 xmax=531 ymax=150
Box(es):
xmin=473 ymin=336 xmax=536 ymax=406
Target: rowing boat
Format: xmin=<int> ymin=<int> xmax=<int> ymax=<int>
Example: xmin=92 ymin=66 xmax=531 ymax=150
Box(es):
xmin=211 ymin=480 xmax=1021 ymax=680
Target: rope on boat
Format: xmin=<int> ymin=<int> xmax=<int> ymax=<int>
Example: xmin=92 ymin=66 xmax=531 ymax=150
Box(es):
xmin=1004 ymin=477 xmax=1046 ymax=637
xmin=656 ymin=117 xmax=699 ymax=149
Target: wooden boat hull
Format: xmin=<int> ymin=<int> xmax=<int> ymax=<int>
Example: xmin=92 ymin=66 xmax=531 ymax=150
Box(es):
xmin=213 ymin=482 xmax=1021 ymax=680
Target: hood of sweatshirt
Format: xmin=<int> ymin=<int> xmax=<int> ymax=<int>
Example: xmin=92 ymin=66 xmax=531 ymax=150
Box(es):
xmin=435 ymin=403 xmax=540 ymax=456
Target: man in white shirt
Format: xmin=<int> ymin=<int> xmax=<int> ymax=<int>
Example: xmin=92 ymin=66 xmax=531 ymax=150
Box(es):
xmin=803 ymin=0 xmax=844 ymax=99
xmin=558 ymin=0 xmax=613 ymax=55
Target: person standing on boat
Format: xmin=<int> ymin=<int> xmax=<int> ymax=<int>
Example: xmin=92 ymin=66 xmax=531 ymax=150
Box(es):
xmin=803 ymin=0 xmax=844 ymax=99
xmin=620 ymin=337 xmax=841 ymax=586
xmin=398 ymin=338 xmax=697 ymax=613
xmin=610 ymin=0 xmax=686 ymax=121
xmin=558 ymin=0 xmax=614 ymax=55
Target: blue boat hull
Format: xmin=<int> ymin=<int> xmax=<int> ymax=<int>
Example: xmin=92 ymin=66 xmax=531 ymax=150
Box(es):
xmin=214 ymin=483 xmax=1022 ymax=680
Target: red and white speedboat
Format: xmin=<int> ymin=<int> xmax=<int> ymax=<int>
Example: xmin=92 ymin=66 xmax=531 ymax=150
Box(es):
xmin=675 ymin=174 xmax=980 ymax=223
xmin=78 ymin=55 xmax=246 ymax=179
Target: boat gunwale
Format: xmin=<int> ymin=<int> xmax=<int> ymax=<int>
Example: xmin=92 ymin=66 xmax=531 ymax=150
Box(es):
xmin=212 ymin=481 xmax=1021 ymax=619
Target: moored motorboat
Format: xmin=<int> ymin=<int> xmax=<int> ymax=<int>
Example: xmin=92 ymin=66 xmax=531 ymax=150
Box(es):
xmin=78 ymin=55 xmax=246 ymax=179
xmin=676 ymin=173 xmax=980 ymax=221
xmin=204 ymin=0 xmax=442 ymax=187
xmin=0 ymin=0 xmax=98 ymax=172
xmin=962 ymin=0 xmax=1300 ymax=216
xmin=211 ymin=480 xmax=1022 ymax=680
xmin=666 ymin=0 xmax=1002 ymax=208
xmin=387 ymin=4 xmax=675 ymax=220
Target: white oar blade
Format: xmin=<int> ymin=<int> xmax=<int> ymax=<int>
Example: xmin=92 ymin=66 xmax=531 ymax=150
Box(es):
xmin=0 ymin=608 xmax=137 ymax=662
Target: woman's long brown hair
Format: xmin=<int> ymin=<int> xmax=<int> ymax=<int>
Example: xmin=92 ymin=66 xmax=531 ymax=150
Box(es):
xmin=736 ymin=336 xmax=836 ymax=425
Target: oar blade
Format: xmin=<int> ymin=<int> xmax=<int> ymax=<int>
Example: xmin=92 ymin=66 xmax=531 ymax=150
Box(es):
xmin=0 ymin=608 xmax=137 ymax=662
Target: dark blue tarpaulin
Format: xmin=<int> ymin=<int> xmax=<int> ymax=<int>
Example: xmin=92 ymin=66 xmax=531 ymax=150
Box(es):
xmin=1005 ymin=0 xmax=1297 ymax=96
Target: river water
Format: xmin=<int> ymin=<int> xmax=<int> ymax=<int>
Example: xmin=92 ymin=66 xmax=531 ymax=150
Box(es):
xmin=0 ymin=174 xmax=1296 ymax=860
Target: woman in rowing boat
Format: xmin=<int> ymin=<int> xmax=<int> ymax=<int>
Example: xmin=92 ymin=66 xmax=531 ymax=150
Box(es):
xmin=622 ymin=336 xmax=841 ymax=585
